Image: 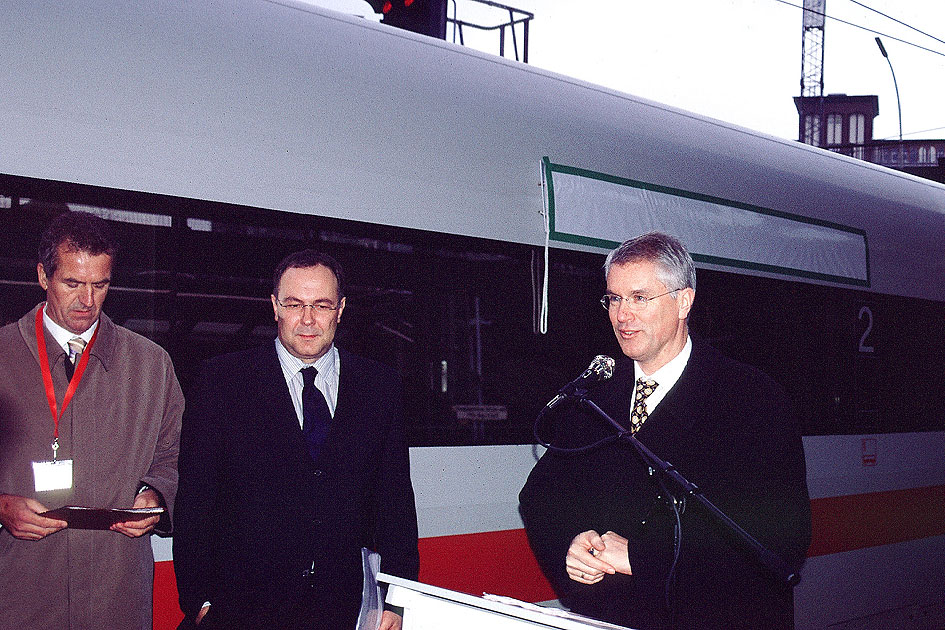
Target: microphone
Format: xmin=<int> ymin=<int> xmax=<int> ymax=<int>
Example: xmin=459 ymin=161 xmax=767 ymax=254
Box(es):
xmin=544 ymin=355 xmax=615 ymax=410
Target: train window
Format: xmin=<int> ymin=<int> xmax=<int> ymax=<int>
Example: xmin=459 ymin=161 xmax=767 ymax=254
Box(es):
xmin=3 ymin=174 xmax=944 ymax=443
xmin=0 ymin=174 xmax=617 ymax=446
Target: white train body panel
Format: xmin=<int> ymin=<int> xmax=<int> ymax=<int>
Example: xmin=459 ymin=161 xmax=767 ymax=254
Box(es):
xmin=3 ymin=0 xmax=945 ymax=299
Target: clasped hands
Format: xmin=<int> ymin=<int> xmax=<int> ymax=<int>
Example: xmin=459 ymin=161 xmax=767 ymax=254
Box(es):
xmin=566 ymin=529 xmax=632 ymax=585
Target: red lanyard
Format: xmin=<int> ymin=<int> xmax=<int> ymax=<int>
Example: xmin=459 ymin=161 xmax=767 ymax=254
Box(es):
xmin=35 ymin=307 xmax=100 ymax=444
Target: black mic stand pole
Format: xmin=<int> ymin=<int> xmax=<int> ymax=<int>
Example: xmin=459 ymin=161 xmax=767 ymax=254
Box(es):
xmin=576 ymin=395 xmax=800 ymax=587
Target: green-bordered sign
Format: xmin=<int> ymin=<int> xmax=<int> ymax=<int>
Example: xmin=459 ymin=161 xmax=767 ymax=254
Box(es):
xmin=542 ymin=157 xmax=870 ymax=287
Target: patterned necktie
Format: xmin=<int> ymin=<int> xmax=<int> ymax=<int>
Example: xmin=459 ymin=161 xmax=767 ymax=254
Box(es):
xmin=630 ymin=378 xmax=658 ymax=433
xmin=300 ymin=367 xmax=332 ymax=461
xmin=64 ymin=337 xmax=87 ymax=381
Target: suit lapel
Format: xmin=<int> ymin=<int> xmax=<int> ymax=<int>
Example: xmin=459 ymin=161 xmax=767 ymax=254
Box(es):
xmin=247 ymin=344 xmax=311 ymax=462
xmin=640 ymin=339 xmax=719 ymax=443
xmin=296 ymin=346 xmax=366 ymax=464
xmin=608 ymin=357 xmax=636 ymax=427
xmin=325 ymin=348 xmax=359 ymax=455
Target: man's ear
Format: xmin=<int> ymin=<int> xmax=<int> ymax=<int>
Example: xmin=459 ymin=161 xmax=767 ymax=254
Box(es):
xmin=37 ymin=263 xmax=49 ymax=290
xmin=677 ymin=288 xmax=695 ymax=320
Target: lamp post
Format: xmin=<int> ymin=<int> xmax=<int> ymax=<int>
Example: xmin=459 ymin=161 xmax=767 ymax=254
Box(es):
xmin=875 ymin=36 xmax=904 ymax=168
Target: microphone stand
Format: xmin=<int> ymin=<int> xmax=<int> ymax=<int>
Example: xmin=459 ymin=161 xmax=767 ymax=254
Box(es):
xmin=575 ymin=394 xmax=800 ymax=587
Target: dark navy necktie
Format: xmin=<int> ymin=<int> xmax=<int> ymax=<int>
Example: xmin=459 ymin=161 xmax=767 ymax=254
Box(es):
xmin=300 ymin=366 xmax=332 ymax=461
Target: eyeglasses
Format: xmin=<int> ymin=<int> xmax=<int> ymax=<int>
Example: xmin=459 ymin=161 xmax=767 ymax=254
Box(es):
xmin=600 ymin=289 xmax=682 ymax=312
xmin=276 ymin=299 xmax=341 ymax=314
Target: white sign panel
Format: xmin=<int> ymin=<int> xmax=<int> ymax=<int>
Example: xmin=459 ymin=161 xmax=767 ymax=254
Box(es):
xmin=544 ymin=160 xmax=869 ymax=287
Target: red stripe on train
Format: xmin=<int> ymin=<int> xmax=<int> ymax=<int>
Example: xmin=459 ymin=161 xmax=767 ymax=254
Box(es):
xmin=415 ymin=485 xmax=945 ymax=596
xmin=418 ymin=528 xmax=557 ymax=602
xmin=154 ymin=561 xmax=184 ymax=630
xmin=807 ymin=484 xmax=945 ymax=557
xmin=152 ymin=484 xmax=945 ymax=629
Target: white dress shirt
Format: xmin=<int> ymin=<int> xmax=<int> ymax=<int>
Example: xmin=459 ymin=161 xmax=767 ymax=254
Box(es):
xmin=42 ymin=305 xmax=97 ymax=358
xmin=274 ymin=339 xmax=340 ymax=428
xmin=633 ymin=335 xmax=692 ymax=417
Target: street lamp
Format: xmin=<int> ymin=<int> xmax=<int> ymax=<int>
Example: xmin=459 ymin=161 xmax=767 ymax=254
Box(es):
xmin=875 ymin=36 xmax=904 ymax=168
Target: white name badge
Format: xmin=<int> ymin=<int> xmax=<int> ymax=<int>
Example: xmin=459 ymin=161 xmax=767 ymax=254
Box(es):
xmin=32 ymin=459 xmax=74 ymax=492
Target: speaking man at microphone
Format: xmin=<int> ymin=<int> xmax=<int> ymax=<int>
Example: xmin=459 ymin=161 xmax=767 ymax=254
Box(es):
xmin=519 ymin=232 xmax=811 ymax=630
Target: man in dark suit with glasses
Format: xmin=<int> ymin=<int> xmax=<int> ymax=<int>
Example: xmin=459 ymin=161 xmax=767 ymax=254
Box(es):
xmin=520 ymin=232 xmax=811 ymax=630
xmin=174 ymin=250 xmax=419 ymax=630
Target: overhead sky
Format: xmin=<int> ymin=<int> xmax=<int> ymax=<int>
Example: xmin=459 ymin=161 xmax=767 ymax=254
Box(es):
xmin=308 ymin=0 xmax=945 ymax=142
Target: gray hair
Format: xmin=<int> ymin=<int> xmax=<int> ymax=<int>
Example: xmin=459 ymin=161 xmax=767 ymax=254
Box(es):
xmin=603 ymin=232 xmax=696 ymax=291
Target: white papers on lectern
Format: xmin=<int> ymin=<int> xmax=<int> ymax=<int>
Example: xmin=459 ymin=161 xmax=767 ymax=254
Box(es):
xmin=379 ymin=572 xmax=636 ymax=630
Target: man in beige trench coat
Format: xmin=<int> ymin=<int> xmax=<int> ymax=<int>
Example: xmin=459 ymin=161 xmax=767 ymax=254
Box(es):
xmin=0 ymin=211 xmax=184 ymax=629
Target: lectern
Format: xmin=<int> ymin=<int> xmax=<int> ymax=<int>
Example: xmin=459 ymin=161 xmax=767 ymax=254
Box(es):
xmin=378 ymin=572 xmax=635 ymax=630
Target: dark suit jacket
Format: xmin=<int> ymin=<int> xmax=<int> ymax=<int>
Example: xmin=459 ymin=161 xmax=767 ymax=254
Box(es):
xmin=519 ymin=339 xmax=811 ymax=630
xmin=173 ymin=344 xmax=419 ymax=630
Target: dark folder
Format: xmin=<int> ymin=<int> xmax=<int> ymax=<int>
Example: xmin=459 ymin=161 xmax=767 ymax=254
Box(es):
xmin=41 ymin=505 xmax=165 ymax=530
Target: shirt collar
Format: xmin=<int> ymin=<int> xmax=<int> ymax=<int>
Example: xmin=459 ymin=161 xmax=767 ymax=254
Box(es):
xmin=42 ymin=303 xmax=98 ymax=352
xmin=274 ymin=337 xmax=338 ymax=380
xmin=634 ymin=335 xmax=692 ymax=389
